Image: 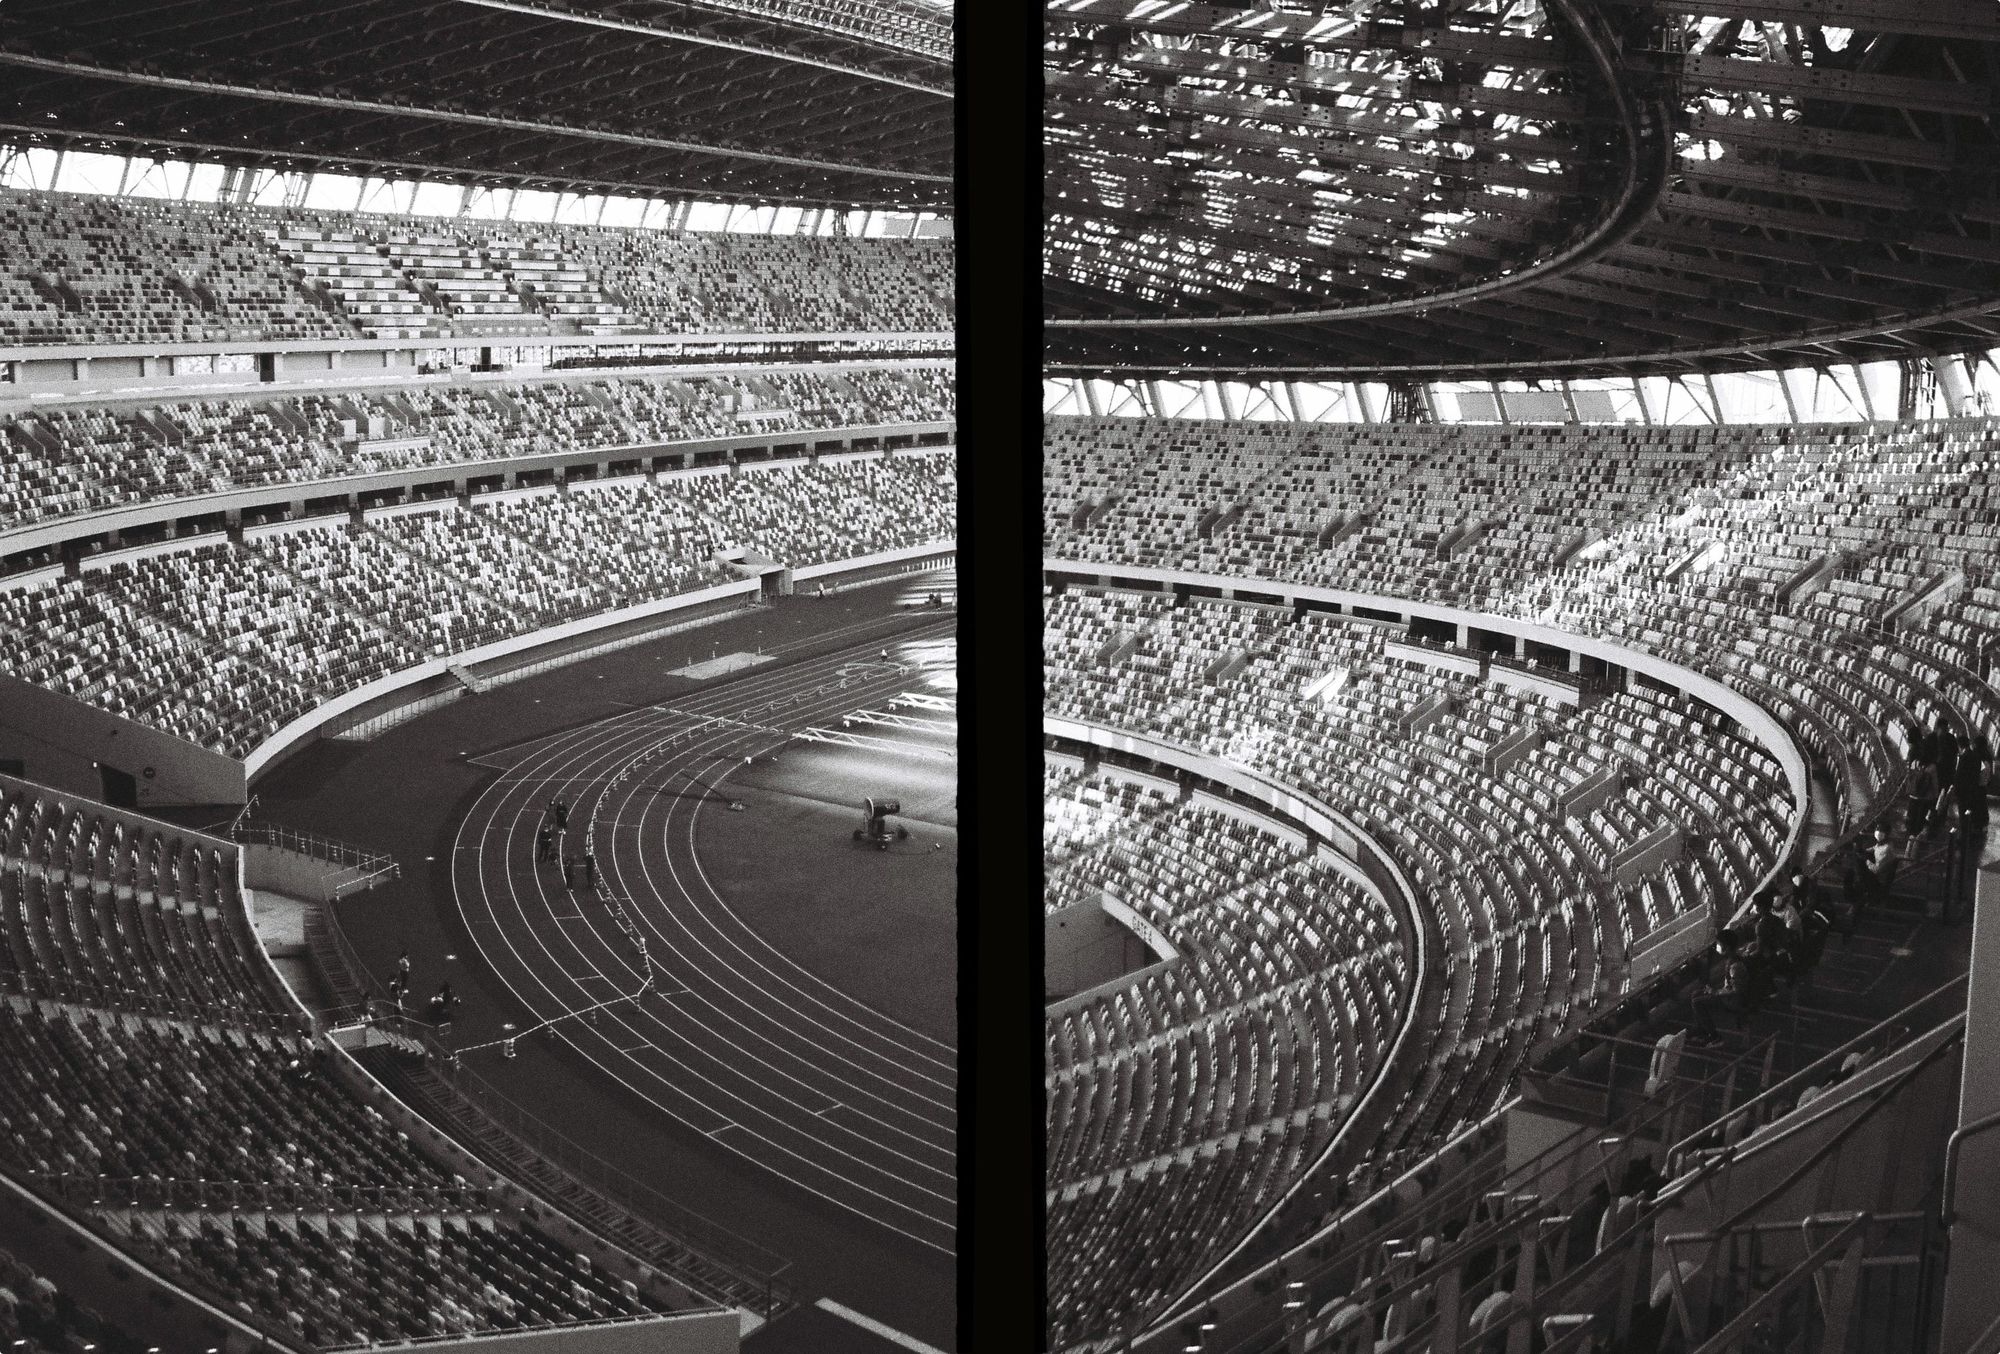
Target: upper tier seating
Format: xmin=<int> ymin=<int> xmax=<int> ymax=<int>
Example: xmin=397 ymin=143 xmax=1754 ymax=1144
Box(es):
xmin=0 ymin=188 xmax=953 ymax=345
xmin=1045 ymin=414 xmax=2000 ymax=824
xmin=0 ymin=450 xmax=955 ymax=758
xmin=0 ymin=367 xmax=953 ymax=534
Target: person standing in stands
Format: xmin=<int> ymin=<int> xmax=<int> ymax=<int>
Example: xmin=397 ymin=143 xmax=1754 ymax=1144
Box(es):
xmin=1934 ymin=726 xmax=1960 ymax=793
xmin=1956 ymin=735 xmax=1990 ymax=825
xmin=1907 ymin=754 xmax=1940 ymax=840
xmin=1691 ymin=930 xmax=1751 ymax=1044
xmin=1750 ymin=891 xmax=1796 ymax=988
xmin=1860 ymin=826 xmax=1898 ymax=914
xmin=1797 ymin=888 xmax=1835 ymax=995
xmin=1908 ymin=723 xmax=1935 ymax=773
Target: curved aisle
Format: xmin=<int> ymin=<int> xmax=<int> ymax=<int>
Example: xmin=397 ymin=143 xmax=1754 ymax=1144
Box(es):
xmin=451 ymin=621 xmax=958 ymax=1255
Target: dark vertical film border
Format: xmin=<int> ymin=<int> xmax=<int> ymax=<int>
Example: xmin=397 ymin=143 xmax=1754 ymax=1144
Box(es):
xmin=956 ymin=1 xmax=1044 ymax=1348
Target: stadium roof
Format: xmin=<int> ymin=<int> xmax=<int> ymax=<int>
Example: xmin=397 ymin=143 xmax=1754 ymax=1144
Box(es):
xmin=1044 ymin=0 xmax=2000 ymax=381
xmin=0 ymin=0 xmax=952 ymax=211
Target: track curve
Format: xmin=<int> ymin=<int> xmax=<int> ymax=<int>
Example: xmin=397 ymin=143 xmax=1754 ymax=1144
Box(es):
xmin=451 ymin=618 xmax=958 ymax=1255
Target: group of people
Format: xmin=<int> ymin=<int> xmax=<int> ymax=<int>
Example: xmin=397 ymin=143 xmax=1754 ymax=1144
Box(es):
xmin=1689 ymin=870 xmax=1837 ymax=1044
xmin=385 ymin=948 xmax=459 ymax=1030
xmin=1902 ymin=722 xmax=1991 ymax=843
xmin=535 ymin=797 xmax=598 ymax=890
xmin=1687 ymin=723 xmax=1993 ymax=1045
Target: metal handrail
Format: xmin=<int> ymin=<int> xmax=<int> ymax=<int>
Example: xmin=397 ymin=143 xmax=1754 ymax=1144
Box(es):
xmin=29 ymin=1171 xmax=490 ymax=1215
xmin=1941 ymin=1107 xmax=2000 ymax=1228
xmin=1191 ymin=1029 xmax=1779 ymax=1354
xmin=1681 ymin=1212 xmax=1871 ymax=1354
xmin=1669 ymin=974 xmax=1970 ymax=1166
xmin=232 ymin=820 xmax=395 ymax=876
xmin=300 ymin=913 xmax=799 ymax=1319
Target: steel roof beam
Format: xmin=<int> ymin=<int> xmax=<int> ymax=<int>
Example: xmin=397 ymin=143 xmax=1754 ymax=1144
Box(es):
xmin=1603 ymin=0 xmax=1997 ymax=43
xmin=1682 ymin=53 xmax=1994 ymax=117
xmin=0 ymin=50 xmax=947 ymax=186
xmin=445 ymin=0 xmax=951 ymax=94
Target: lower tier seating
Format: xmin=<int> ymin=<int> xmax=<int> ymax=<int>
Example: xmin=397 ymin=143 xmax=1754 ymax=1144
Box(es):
xmin=0 ymin=450 xmax=955 ymax=759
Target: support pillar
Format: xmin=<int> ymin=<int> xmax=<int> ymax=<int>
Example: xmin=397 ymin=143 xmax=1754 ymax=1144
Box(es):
xmin=1936 ymin=354 xmax=1977 ymax=416
xmin=1942 ymin=856 xmax=2000 ymax=1350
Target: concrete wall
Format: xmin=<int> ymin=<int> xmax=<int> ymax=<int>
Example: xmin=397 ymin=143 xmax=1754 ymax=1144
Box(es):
xmin=0 ymin=672 xmax=247 ymax=808
xmin=1045 ymin=894 xmax=1157 ymax=1004
xmin=400 ymin=1310 xmax=739 ymax=1353
xmin=242 ymin=577 xmax=763 ymax=780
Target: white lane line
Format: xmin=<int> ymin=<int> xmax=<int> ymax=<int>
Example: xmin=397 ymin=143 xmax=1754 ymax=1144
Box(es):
xmin=452 ymin=627 xmax=960 ymax=1247
xmin=815 ymin=1299 xmax=949 ymax=1354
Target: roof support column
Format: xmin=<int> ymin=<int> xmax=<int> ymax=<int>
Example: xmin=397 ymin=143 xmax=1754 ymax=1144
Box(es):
xmin=1082 ymin=380 xmax=1103 ymax=418
xmin=1216 ymin=381 xmax=1241 ymax=422
xmin=1490 ymin=381 xmax=1509 ymax=425
xmin=1631 ymin=377 xmax=1653 ymax=426
xmin=1560 ymin=381 xmax=1580 ymax=424
xmin=1703 ymin=373 xmax=1725 ymax=425
xmin=1934 ymin=355 xmax=1976 ymax=416
xmin=1853 ymin=363 xmax=1879 ymax=422
xmin=1285 ymin=381 xmax=1308 ymax=423
xmin=1146 ymin=381 xmax=1168 ymax=419
xmin=1352 ymin=383 xmax=1380 ymax=423
xmin=1777 ymin=367 xmax=1802 ymax=424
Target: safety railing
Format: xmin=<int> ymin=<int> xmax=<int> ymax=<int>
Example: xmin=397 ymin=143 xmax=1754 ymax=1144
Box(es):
xmin=417 ymin=1042 xmax=798 ymax=1318
xmin=28 ymin=1171 xmax=491 ymax=1216
xmin=1172 ymin=1027 xmax=1783 ymax=1354
xmin=231 ymin=819 xmax=397 ymax=886
xmin=305 ymin=908 xmax=796 ymax=1319
xmin=1659 ymin=1211 xmax=1935 ymax=1354
xmin=1512 ymin=1014 xmax=1963 ymax=1354
xmin=0 ymin=965 xmax=316 ymax=1037
xmin=1670 ymin=974 xmax=1969 ymax=1172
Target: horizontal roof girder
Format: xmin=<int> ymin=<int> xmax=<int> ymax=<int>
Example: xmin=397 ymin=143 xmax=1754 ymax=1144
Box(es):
xmin=1602 ymin=0 xmax=1999 ymax=43
xmin=1685 ymin=109 xmax=1960 ymax=171
xmin=1682 ymin=53 xmax=1995 ymax=117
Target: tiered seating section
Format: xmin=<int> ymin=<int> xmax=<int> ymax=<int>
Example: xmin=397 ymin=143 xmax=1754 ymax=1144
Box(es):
xmin=132 ymin=1211 xmax=655 ymax=1347
xmin=0 ymin=1242 xmax=148 ymax=1354
xmin=1045 ymin=768 xmax=1409 ymax=1347
xmin=0 ymin=773 xmax=690 ymax=1346
xmin=1 ymin=782 xmax=284 ymax=1020
xmin=1046 ymin=414 xmax=2000 ymax=824
xmin=0 ymin=450 xmax=955 ymax=758
xmin=0 ymin=188 xmax=952 ymax=344
xmin=0 ymin=367 xmax=954 ymax=532
xmin=1042 ymin=590 xmax=1792 ymax=1346
xmin=1041 ymin=410 xmax=2000 ymax=1349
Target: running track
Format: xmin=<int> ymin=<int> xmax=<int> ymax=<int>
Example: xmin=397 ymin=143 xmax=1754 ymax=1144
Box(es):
xmin=451 ymin=618 xmax=958 ymax=1256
